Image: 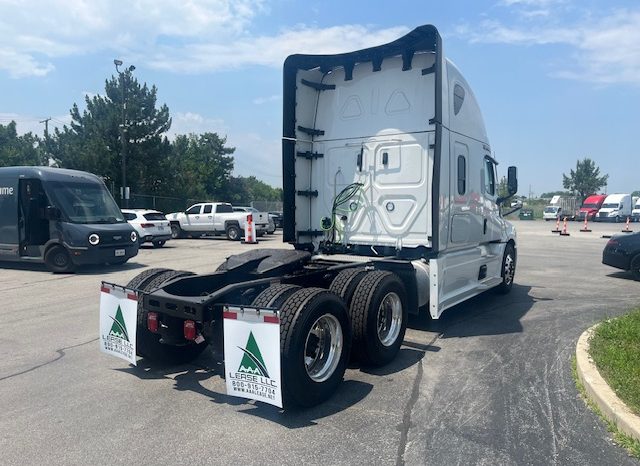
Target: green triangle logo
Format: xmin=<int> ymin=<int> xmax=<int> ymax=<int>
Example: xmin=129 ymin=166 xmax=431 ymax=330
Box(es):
xmin=108 ymin=306 xmax=130 ymax=342
xmin=237 ymin=331 xmax=269 ymax=378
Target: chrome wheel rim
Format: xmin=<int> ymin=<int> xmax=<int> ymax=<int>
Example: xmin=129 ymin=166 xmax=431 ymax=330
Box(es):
xmin=377 ymin=292 xmax=402 ymax=347
xmin=504 ymin=252 xmax=515 ymax=285
xmin=304 ymin=314 xmax=342 ymax=382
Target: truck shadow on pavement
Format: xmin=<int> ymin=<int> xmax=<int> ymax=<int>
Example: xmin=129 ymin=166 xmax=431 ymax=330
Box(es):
xmin=606 ymin=271 xmax=638 ymax=282
xmin=425 ymin=284 xmax=536 ymax=339
xmin=119 ymin=352 xmax=373 ymax=428
xmin=117 ymin=283 xmax=537 ymax=426
xmin=0 ymin=260 xmax=146 ymax=275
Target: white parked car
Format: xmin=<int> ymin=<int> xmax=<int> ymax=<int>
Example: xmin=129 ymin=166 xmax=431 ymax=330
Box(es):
xmin=121 ymin=209 xmax=172 ymax=247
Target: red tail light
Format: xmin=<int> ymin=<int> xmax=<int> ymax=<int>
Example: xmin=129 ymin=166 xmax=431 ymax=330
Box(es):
xmin=147 ymin=312 xmax=159 ymax=333
xmin=140 ymin=223 xmax=155 ymax=228
xmin=606 ymin=239 xmax=619 ymax=247
xmin=184 ymin=320 xmax=196 ymax=341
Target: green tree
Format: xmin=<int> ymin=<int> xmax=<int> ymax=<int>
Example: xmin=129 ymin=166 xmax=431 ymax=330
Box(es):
xmin=0 ymin=121 xmax=46 ymax=167
xmin=539 ymin=190 xmax=572 ymax=199
xmin=50 ymin=70 xmax=172 ymax=196
xmin=562 ymin=158 xmax=609 ymax=202
xmin=166 ymin=133 xmax=235 ymax=201
xmin=497 ymin=176 xmax=508 ymax=199
xmin=225 ymin=175 xmax=282 ymax=205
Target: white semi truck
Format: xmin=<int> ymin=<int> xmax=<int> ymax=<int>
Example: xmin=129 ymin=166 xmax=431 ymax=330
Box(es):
xmin=102 ymin=25 xmax=518 ymax=408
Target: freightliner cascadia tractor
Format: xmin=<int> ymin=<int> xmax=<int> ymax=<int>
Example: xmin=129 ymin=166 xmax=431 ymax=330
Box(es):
xmin=103 ymin=25 xmax=518 ymax=408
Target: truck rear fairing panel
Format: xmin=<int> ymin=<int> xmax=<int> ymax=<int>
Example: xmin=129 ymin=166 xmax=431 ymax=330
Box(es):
xmin=283 ymin=25 xmax=444 ymax=257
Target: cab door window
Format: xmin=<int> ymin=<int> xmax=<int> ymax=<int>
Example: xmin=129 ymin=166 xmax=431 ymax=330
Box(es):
xmin=483 ymin=157 xmax=496 ymax=196
xmin=186 ymin=205 xmax=201 ymax=215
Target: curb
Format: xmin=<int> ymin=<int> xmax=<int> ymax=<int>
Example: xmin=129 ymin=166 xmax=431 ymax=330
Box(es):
xmin=576 ymin=325 xmax=640 ymax=441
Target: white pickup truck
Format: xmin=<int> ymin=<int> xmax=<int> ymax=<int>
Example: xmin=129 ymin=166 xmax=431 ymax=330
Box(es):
xmin=166 ymin=202 xmax=251 ymax=241
xmin=232 ymin=206 xmax=270 ymax=235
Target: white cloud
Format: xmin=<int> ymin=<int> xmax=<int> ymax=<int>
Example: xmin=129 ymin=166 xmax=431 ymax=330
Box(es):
xmin=0 ymin=49 xmax=54 ymax=78
xmin=146 ymin=25 xmax=410 ymax=73
xmin=252 ymin=95 xmax=280 ymax=105
xmin=0 ymin=1 xmax=404 ymax=78
xmin=167 ymin=112 xmax=228 ymax=139
xmin=0 ymin=0 xmax=265 ymax=77
xmin=165 ymin=111 xmax=281 ymax=183
xmin=499 ymin=0 xmax=560 ymax=6
xmin=458 ymin=9 xmax=640 ymax=86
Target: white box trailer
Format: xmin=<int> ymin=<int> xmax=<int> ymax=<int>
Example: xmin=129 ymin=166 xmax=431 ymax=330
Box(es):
xmin=101 ymin=25 xmax=518 ymax=408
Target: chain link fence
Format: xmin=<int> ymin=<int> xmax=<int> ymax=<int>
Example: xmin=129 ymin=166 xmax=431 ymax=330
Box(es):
xmin=114 ymin=190 xmax=282 ymax=215
xmin=251 ymin=201 xmax=283 ymax=213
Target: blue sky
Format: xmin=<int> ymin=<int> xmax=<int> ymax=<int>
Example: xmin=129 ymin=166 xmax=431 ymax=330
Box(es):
xmin=1 ymin=0 xmax=639 ymax=196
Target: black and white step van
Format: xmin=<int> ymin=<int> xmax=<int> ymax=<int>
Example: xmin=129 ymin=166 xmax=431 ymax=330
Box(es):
xmin=0 ymin=166 xmax=139 ymax=272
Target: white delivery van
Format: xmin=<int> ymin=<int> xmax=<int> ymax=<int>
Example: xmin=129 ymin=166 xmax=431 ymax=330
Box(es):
xmin=632 ymin=197 xmax=640 ymax=222
xmin=596 ymin=193 xmax=632 ymax=222
xmin=543 ymin=205 xmax=562 ymax=221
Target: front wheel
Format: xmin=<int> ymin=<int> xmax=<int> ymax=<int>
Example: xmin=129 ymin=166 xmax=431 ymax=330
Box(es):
xmin=44 ymin=245 xmax=75 ymax=273
xmin=279 ymin=288 xmax=351 ymax=408
xmin=496 ymin=243 xmax=516 ymax=294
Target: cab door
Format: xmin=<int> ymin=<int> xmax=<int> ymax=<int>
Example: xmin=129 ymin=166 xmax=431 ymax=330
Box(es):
xmin=481 ymin=156 xmax=502 ymax=242
xmin=182 ymin=204 xmax=203 ymax=231
xmin=0 ymin=175 xmax=19 ymax=257
xmin=18 ymin=179 xmax=50 ymax=256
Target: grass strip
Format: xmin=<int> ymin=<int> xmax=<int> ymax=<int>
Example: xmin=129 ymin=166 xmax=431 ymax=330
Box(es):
xmin=572 ymin=357 xmax=640 ymax=459
xmin=589 ymin=309 xmax=640 ymax=415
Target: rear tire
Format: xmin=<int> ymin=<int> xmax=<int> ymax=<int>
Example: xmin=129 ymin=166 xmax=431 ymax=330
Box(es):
xmin=44 ymin=245 xmax=75 ymax=273
xmin=126 ymin=268 xmax=171 ymax=290
xmin=279 ymin=288 xmax=351 ymax=408
xmin=252 ymin=284 xmax=301 ymax=308
xmin=496 ymin=243 xmax=517 ymax=294
xmin=170 ymin=224 xmax=182 ymax=239
xmin=226 ymin=225 xmax=241 ymax=241
xmin=349 ymin=271 xmax=407 ymax=366
xmin=631 ymin=254 xmax=640 ymax=281
xmin=329 ymin=268 xmax=367 ymax=307
xmin=152 ymin=240 xmax=166 ymax=248
xmin=134 ymin=269 xmax=206 ymax=363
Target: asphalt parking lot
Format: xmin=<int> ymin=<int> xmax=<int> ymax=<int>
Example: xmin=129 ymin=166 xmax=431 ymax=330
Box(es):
xmin=1 ymin=221 xmax=639 ymax=465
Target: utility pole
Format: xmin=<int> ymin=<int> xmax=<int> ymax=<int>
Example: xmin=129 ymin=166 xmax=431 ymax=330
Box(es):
xmin=114 ymin=59 xmax=135 ymax=208
xmin=40 ymin=117 xmax=51 ymax=164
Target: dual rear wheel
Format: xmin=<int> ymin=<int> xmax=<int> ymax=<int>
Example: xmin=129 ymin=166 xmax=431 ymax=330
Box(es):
xmin=250 ymin=269 xmax=408 ymax=407
xmin=126 ymin=268 xmax=206 ymax=364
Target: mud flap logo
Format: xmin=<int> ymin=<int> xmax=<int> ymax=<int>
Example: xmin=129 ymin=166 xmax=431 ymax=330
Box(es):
xmin=224 ymin=306 xmax=282 ymax=408
xmin=109 ymin=306 xmax=130 ymax=341
xmin=99 ymin=283 xmax=138 ymax=366
xmin=237 ymin=332 xmax=269 ymax=378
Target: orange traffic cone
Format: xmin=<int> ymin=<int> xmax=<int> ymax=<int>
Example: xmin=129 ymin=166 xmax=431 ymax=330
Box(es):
xmin=552 ymin=216 xmax=561 ymax=233
xmin=621 ymin=216 xmax=633 ymax=233
xmin=580 ymin=214 xmax=591 ymax=232
xmin=560 ymin=217 xmax=570 ymax=236
xmin=242 ymin=214 xmax=259 ymax=244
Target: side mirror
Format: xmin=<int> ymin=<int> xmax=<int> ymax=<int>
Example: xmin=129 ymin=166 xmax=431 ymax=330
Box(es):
xmin=44 ymin=206 xmax=61 ymax=221
xmin=507 ymin=166 xmax=518 ymax=196
xmin=498 ymin=166 xmax=518 ymax=206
